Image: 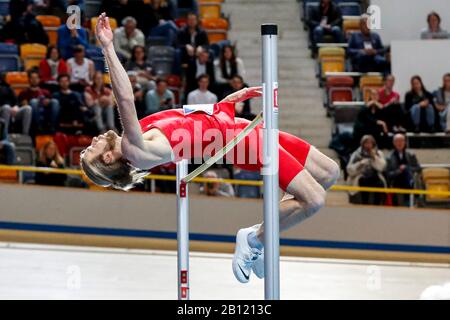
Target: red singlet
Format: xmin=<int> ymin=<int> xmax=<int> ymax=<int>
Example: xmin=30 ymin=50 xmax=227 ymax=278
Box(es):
xmin=139 ymin=102 xmax=311 ymax=191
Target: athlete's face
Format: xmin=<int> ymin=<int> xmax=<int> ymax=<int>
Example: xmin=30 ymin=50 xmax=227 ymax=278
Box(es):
xmin=83 ymin=130 xmax=121 ymax=164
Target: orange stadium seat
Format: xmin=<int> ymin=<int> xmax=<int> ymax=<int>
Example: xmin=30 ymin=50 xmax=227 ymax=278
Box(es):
xmin=343 ymin=17 xmax=360 ymax=38
xmin=199 ymin=3 xmax=222 ymax=19
xmin=20 ymin=43 xmax=47 ymax=71
xmin=0 ymin=170 xmax=18 ymax=184
xmin=36 ymin=15 xmax=61 ymax=46
xmin=5 ymin=72 xmax=29 ymax=95
xmin=202 ymin=18 xmax=229 ymax=44
xmin=326 ymin=76 xmax=354 ymax=105
xmin=318 ymin=47 xmax=346 ymax=77
xmin=35 ymin=135 xmax=55 ymax=151
xmin=360 ymin=74 xmax=384 ymax=101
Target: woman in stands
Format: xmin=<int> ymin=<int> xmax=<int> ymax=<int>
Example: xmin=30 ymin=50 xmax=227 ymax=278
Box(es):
xmin=80 ymin=13 xmax=340 ymax=285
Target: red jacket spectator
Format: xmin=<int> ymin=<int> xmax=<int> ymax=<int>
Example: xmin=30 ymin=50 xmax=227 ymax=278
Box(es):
xmin=39 ymin=46 xmax=69 ymax=83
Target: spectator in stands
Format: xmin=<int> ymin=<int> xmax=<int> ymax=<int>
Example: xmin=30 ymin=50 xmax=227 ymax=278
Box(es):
xmin=347 ymin=134 xmax=386 ymax=205
xmin=39 ymin=46 xmax=69 ymax=90
xmin=377 ymin=75 xmax=406 ymax=132
xmin=433 ymin=73 xmax=450 ymax=133
xmin=200 ymin=170 xmax=235 ymax=197
xmin=66 ymin=45 xmax=95 ymax=92
xmin=0 ymin=138 xmax=16 ymax=165
xmin=186 ymin=46 xmax=215 ymax=94
xmin=35 ymin=140 xmax=67 ymax=186
xmin=404 ymin=75 xmax=437 ymax=133
xmin=19 ymin=69 xmax=60 ymax=134
xmin=126 ymin=45 xmax=155 ymax=92
xmin=1 ymin=0 xmax=48 ymax=44
xmin=145 ymin=78 xmax=175 ymax=115
xmin=33 ymin=0 xmax=67 ymax=18
xmin=99 ymin=0 xmax=148 ymax=35
xmin=177 ymin=12 xmax=209 ymax=63
xmin=348 ymin=14 xmax=387 ymax=73
xmin=53 ymin=73 xmax=92 ymax=134
xmin=84 ymin=71 xmax=116 ymax=134
xmin=308 ymin=0 xmax=343 ymax=52
xmin=353 ymin=89 xmax=388 ymax=147
xmin=187 ymin=74 xmax=217 ymax=105
xmin=113 ymin=16 xmax=145 ymax=61
xmin=0 ymin=76 xmax=32 ymax=137
xmin=214 ymin=45 xmax=246 ymax=98
xmin=224 ymin=75 xmax=255 ymax=121
xmin=420 ymin=11 xmax=449 ymax=40
xmin=57 ymin=14 xmax=89 ymax=59
xmin=385 ymin=133 xmax=420 ymax=206
xmin=127 ymin=71 xmax=146 ymax=118
xmin=147 ymin=0 xmax=178 ymax=46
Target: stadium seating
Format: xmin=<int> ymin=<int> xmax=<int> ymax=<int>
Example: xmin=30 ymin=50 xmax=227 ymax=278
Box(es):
xmin=36 ymin=15 xmax=61 ymax=46
xmin=86 ymin=45 xmax=105 ymax=72
xmin=148 ymin=46 xmax=175 ymax=76
xmin=359 ymin=74 xmax=384 ymax=101
xmin=332 ymin=101 xmax=364 ymax=135
xmin=343 ymin=17 xmax=360 ymax=38
xmin=0 ymin=43 xmax=20 ymax=73
xmin=0 ymin=0 xmax=8 ymax=17
xmin=20 ymin=43 xmax=47 ymax=71
xmin=199 ymin=2 xmax=222 ymax=19
xmin=325 ymin=76 xmax=354 ymax=109
xmin=318 ymin=47 xmax=346 ymax=78
xmin=421 ymin=168 xmax=450 ymax=203
xmin=85 ymin=0 xmax=102 ymax=19
xmin=338 ymin=2 xmax=362 ymax=16
xmin=35 ymin=135 xmax=55 ymax=151
xmin=201 ymin=18 xmax=229 ymax=43
xmin=5 ymin=72 xmax=29 ymax=95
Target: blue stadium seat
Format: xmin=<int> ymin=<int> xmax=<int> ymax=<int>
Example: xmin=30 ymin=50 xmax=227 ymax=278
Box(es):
xmin=0 ymin=0 xmax=9 ymax=17
xmin=148 ymin=46 xmax=175 ymax=60
xmin=151 ymin=59 xmax=174 ymax=76
xmin=0 ymin=43 xmax=19 ymax=55
xmin=0 ymin=56 xmax=20 ymax=73
xmin=91 ymin=57 xmax=105 ymax=72
xmin=338 ymin=2 xmax=362 ymax=16
xmin=146 ymin=36 xmax=167 ymax=47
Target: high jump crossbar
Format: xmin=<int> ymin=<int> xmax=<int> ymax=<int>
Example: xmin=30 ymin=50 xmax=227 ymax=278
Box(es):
xmin=176 ymin=24 xmax=280 ymax=300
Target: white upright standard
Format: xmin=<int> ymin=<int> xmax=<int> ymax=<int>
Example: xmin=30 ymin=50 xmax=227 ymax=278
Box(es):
xmin=176 ymin=159 xmax=189 ymax=300
xmin=261 ymin=23 xmax=280 ymax=300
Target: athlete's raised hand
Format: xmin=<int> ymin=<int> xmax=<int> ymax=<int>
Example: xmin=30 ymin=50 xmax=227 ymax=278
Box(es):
xmin=221 ymin=86 xmax=263 ymax=103
xmin=95 ymin=12 xmax=114 ymax=48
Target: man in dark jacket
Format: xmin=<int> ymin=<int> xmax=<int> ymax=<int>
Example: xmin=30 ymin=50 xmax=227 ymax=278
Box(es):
xmin=385 ymin=133 xmax=421 ymax=206
xmin=348 ymin=14 xmax=387 ymax=73
xmin=308 ymin=0 xmax=343 ymax=52
xmin=177 ymin=12 xmax=209 ymax=64
xmin=185 ymin=46 xmax=215 ymax=95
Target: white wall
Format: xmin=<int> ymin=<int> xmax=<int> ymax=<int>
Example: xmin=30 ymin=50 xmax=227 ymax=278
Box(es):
xmin=391 ymin=40 xmax=450 ymax=101
xmin=371 ymin=0 xmax=450 ymax=44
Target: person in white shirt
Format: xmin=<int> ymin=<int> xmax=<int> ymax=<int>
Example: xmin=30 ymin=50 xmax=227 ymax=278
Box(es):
xmin=187 ymin=74 xmax=218 ymax=105
xmin=113 ymin=16 xmax=145 ymax=60
xmin=66 ymin=45 xmax=95 ymax=90
xmin=214 ymin=45 xmax=246 ymax=85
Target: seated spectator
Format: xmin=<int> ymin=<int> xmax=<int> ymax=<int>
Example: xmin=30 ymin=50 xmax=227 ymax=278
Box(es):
xmin=404 ymin=75 xmax=437 ymax=133
xmin=99 ymin=0 xmax=148 ymax=35
xmin=186 ymin=46 xmax=215 ymax=95
xmin=53 ymin=74 xmax=93 ymax=134
xmin=224 ymin=75 xmax=255 ymax=120
xmin=377 ymin=75 xmax=406 ymax=132
xmin=18 ymin=70 xmax=60 ymax=134
xmin=348 ymin=14 xmax=387 ymax=73
xmin=57 ymin=13 xmax=89 ymax=59
xmin=33 ymin=0 xmax=67 ymax=18
xmin=200 ymin=170 xmax=235 ymax=197
xmin=385 ymin=134 xmax=420 ymax=207
xmin=1 ymin=1 xmax=48 ymax=44
xmin=177 ymin=12 xmax=209 ymax=64
xmin=84 ymin=71 xmax=116 ymax=134
xmin=420 ymin=11 xmax=449 ymax=40
xmin=347 ymin=134 xmax=386 ymax=205
xmin=0 ymin=138 xmax=16 ymax=165
xmin=126 ymin=45 xmax=156 ymax=92
xmin=308 ymin=0 xmax=343 ymax=52
xmin=127 ymin=71 xmax=147 ymax=118
xmin=39 ymin=46 xmax=69 ymax=91
xmin=0 ymin=76 xmax=32 ymax=137
xmin=113 ymin=16 xmax=145 ymax=61
xmin=66 ymin=45 xmax=95 ymax=92
xmin=145 ymin=78 xmax=175 ymax=115
xmin=187 ymin=74 xmax=217 ymax=105
xmin=214 ymin=45 xmax=246 ymax=98
xmin=353 ymin=89 xmax=388 ymax=147
xmin=147 ymin=0 xmax=178 ymax=46
xmin=433 ymin=73 xmax=450 ymax=133
xmin=35 ymin=140 xmax=67 ymax=186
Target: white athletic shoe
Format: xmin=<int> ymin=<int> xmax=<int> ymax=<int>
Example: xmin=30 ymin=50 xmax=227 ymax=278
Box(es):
xmin=252 ymin=248 xmax=264 ymax=279
xmin=232 ymin=226 xmax=263 ymax=283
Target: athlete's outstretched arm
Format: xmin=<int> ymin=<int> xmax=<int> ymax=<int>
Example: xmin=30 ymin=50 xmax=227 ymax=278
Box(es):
xmin=95 ymin=13 xmax=144 ymax=149
xmin=220 ymin=86 xmax=262 ymax=103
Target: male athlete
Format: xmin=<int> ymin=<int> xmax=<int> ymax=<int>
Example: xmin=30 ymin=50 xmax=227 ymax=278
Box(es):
xmin=81 ymin=14 xmax=340 ymax=284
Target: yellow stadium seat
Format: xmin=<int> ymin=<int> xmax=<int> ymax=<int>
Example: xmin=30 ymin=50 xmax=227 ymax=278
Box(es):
xmin=91 ymin=16 xmax=118 ymax=33
xmin=318 ymin=46 xmax=345 ymax=60
xmin=318 ymin=47 xmax=346 ymax=77
xmin=343 ymin=17 xmax=360 ymax=37
xmin=20 ymin=43 xmax=47 ymax=71
xmin=200 ymin=3 xmax=222 ymax=19
xmin=36 ymin=15 xmax=61 ymax=46
xmin=5 ymin=72 xmax=29 ymax=95
xmin=422 ymin=168 xmax=450 ymax=202
xmin=360 ymin=75 xmax=384 ymax=101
